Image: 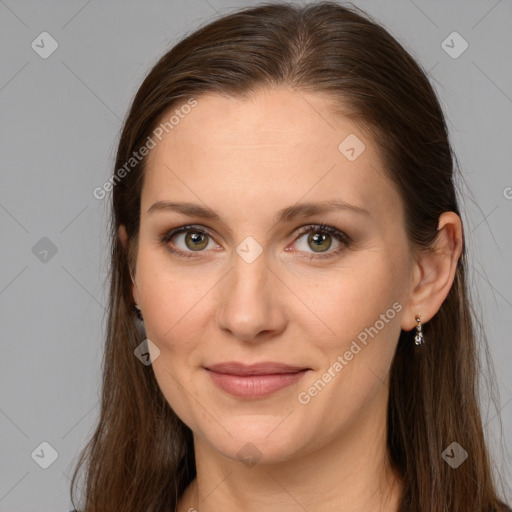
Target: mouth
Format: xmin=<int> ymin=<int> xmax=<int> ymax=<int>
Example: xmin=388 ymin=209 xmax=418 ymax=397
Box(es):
xmin=203 ymin=361 xmax=311 ymax=399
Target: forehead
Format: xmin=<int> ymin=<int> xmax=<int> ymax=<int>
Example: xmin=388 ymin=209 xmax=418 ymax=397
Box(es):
xmin=141 ymin=87 xmax=400 ymax=224
xmin=148 ymin=87 xmax=363 ymax=158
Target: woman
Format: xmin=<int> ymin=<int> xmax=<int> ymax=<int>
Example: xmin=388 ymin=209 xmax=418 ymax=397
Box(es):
xmin=69 ymin=2 xmax=510 ymax=511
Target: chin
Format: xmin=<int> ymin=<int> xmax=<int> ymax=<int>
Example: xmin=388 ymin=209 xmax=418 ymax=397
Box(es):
xmin=197 ymin=416 xmax=312 ymax=466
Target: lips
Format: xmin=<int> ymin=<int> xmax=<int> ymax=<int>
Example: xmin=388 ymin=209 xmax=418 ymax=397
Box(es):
xmin=204 ymin=361 xmax=310 ymax=399
xmin=204 ymin=361 xmax=309 ymax=376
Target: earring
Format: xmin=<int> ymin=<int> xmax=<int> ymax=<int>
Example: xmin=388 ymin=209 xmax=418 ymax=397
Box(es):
xmin=134 ymin=304 xmax=144 ymax=322
xmin=414 ymin=315 xmax=424 ymax=345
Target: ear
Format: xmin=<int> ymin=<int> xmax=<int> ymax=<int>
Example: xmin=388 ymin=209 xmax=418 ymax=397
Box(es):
xmin=118 ymin=224 xmax=140 ymax=305
xmin=401 ymin=211 xmax=463 ymax=331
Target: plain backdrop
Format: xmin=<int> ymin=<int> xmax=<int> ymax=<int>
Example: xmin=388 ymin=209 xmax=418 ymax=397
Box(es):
xmin=0 ymin=0 xmax=511 ymax=510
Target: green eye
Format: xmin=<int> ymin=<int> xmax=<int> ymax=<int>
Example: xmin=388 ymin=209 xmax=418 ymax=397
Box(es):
xmin=161 ymin=223 xmax=351 ymax=260
xmin=292 ymin=224 xmax=350 ymax=259
xmin=183 ymin=231 xmax=209 ymax=251
xmin=307 ymin=231 xmax=333 ymax=252
xmin=161 ymin=225 xmax=215 ymax=258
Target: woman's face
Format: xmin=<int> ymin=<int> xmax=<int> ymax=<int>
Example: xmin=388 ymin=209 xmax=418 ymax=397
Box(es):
xmin=130 ymin=87 xmax=415 ymax=464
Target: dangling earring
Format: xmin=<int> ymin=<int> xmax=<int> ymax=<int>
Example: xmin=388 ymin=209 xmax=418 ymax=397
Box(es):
xmin=134 ymin=304 xmax=144 ymax=322
xmin=414 ymin=315 xmax=424 ymax=345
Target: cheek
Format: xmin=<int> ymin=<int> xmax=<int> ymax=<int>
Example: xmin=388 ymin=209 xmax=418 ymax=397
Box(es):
xmin=302 ymin=255 xmax=403 ymax=343
xmin=295 ymin=250 xmax=406 ymax=409
xmin=140 ymin=278 xmax=207 ymax=429
xmin=135 ymin=247 xmax=211 ymax=347
xmin=293 ymin=268 xmax=403 ymax=441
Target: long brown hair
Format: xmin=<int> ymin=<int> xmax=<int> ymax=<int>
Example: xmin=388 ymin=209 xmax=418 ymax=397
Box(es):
xmin=69 ymin=2 xmax=510 ymax=511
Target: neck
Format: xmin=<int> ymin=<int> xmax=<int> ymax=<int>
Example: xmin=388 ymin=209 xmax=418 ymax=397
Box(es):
xmin=177 ymin=389 xmax=403 ymax=512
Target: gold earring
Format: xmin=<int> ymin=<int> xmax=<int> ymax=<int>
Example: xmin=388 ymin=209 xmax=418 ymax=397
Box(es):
xmin=414 ymin=315 xmax=424 ymax=345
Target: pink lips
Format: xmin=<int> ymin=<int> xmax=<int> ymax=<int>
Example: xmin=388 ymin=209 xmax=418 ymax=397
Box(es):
xmin=204 ymin=361 xmax=310 ymax=399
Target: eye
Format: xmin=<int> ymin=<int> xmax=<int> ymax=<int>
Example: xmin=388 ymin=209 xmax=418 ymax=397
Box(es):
xmin=290 ymin=224 xmax=351 ymax=260
xmin=160 ymin=223 xmax=351 ymax=260
xmin=161 ymin=225 xmax=219 ymax=258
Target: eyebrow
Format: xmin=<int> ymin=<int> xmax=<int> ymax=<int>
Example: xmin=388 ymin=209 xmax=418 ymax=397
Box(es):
xmin=147 ymin=199 xmax=370 ymax=223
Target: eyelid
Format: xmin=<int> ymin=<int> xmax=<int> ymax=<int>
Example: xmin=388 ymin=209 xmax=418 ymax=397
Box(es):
xmin=293 ymin=223 xmax=351 ymax=245
xmin=160 ymin=223 xmax=351 ymax=259
xmin=287 ymin=223 xmax=351 ymax=260
xmin=160 ymin=224 xmax=220 ymax=256
xmin=161 ymin=224 xmax=215 ymax=242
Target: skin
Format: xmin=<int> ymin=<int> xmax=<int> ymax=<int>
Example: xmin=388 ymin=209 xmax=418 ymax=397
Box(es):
xmin=118 ymin=87 xmax=462 ymax=512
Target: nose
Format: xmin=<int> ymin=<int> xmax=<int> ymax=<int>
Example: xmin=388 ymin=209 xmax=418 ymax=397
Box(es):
xmin=215 ymin=249 xmax=287 ymax=343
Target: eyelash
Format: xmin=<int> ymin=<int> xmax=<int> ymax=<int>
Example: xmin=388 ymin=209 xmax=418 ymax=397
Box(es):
xmin=160 ymin=223 xmax=351 ymax=261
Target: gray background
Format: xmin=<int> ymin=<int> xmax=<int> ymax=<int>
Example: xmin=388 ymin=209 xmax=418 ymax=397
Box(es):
xmin=1 ymin=0 xmax=511 ymax=510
